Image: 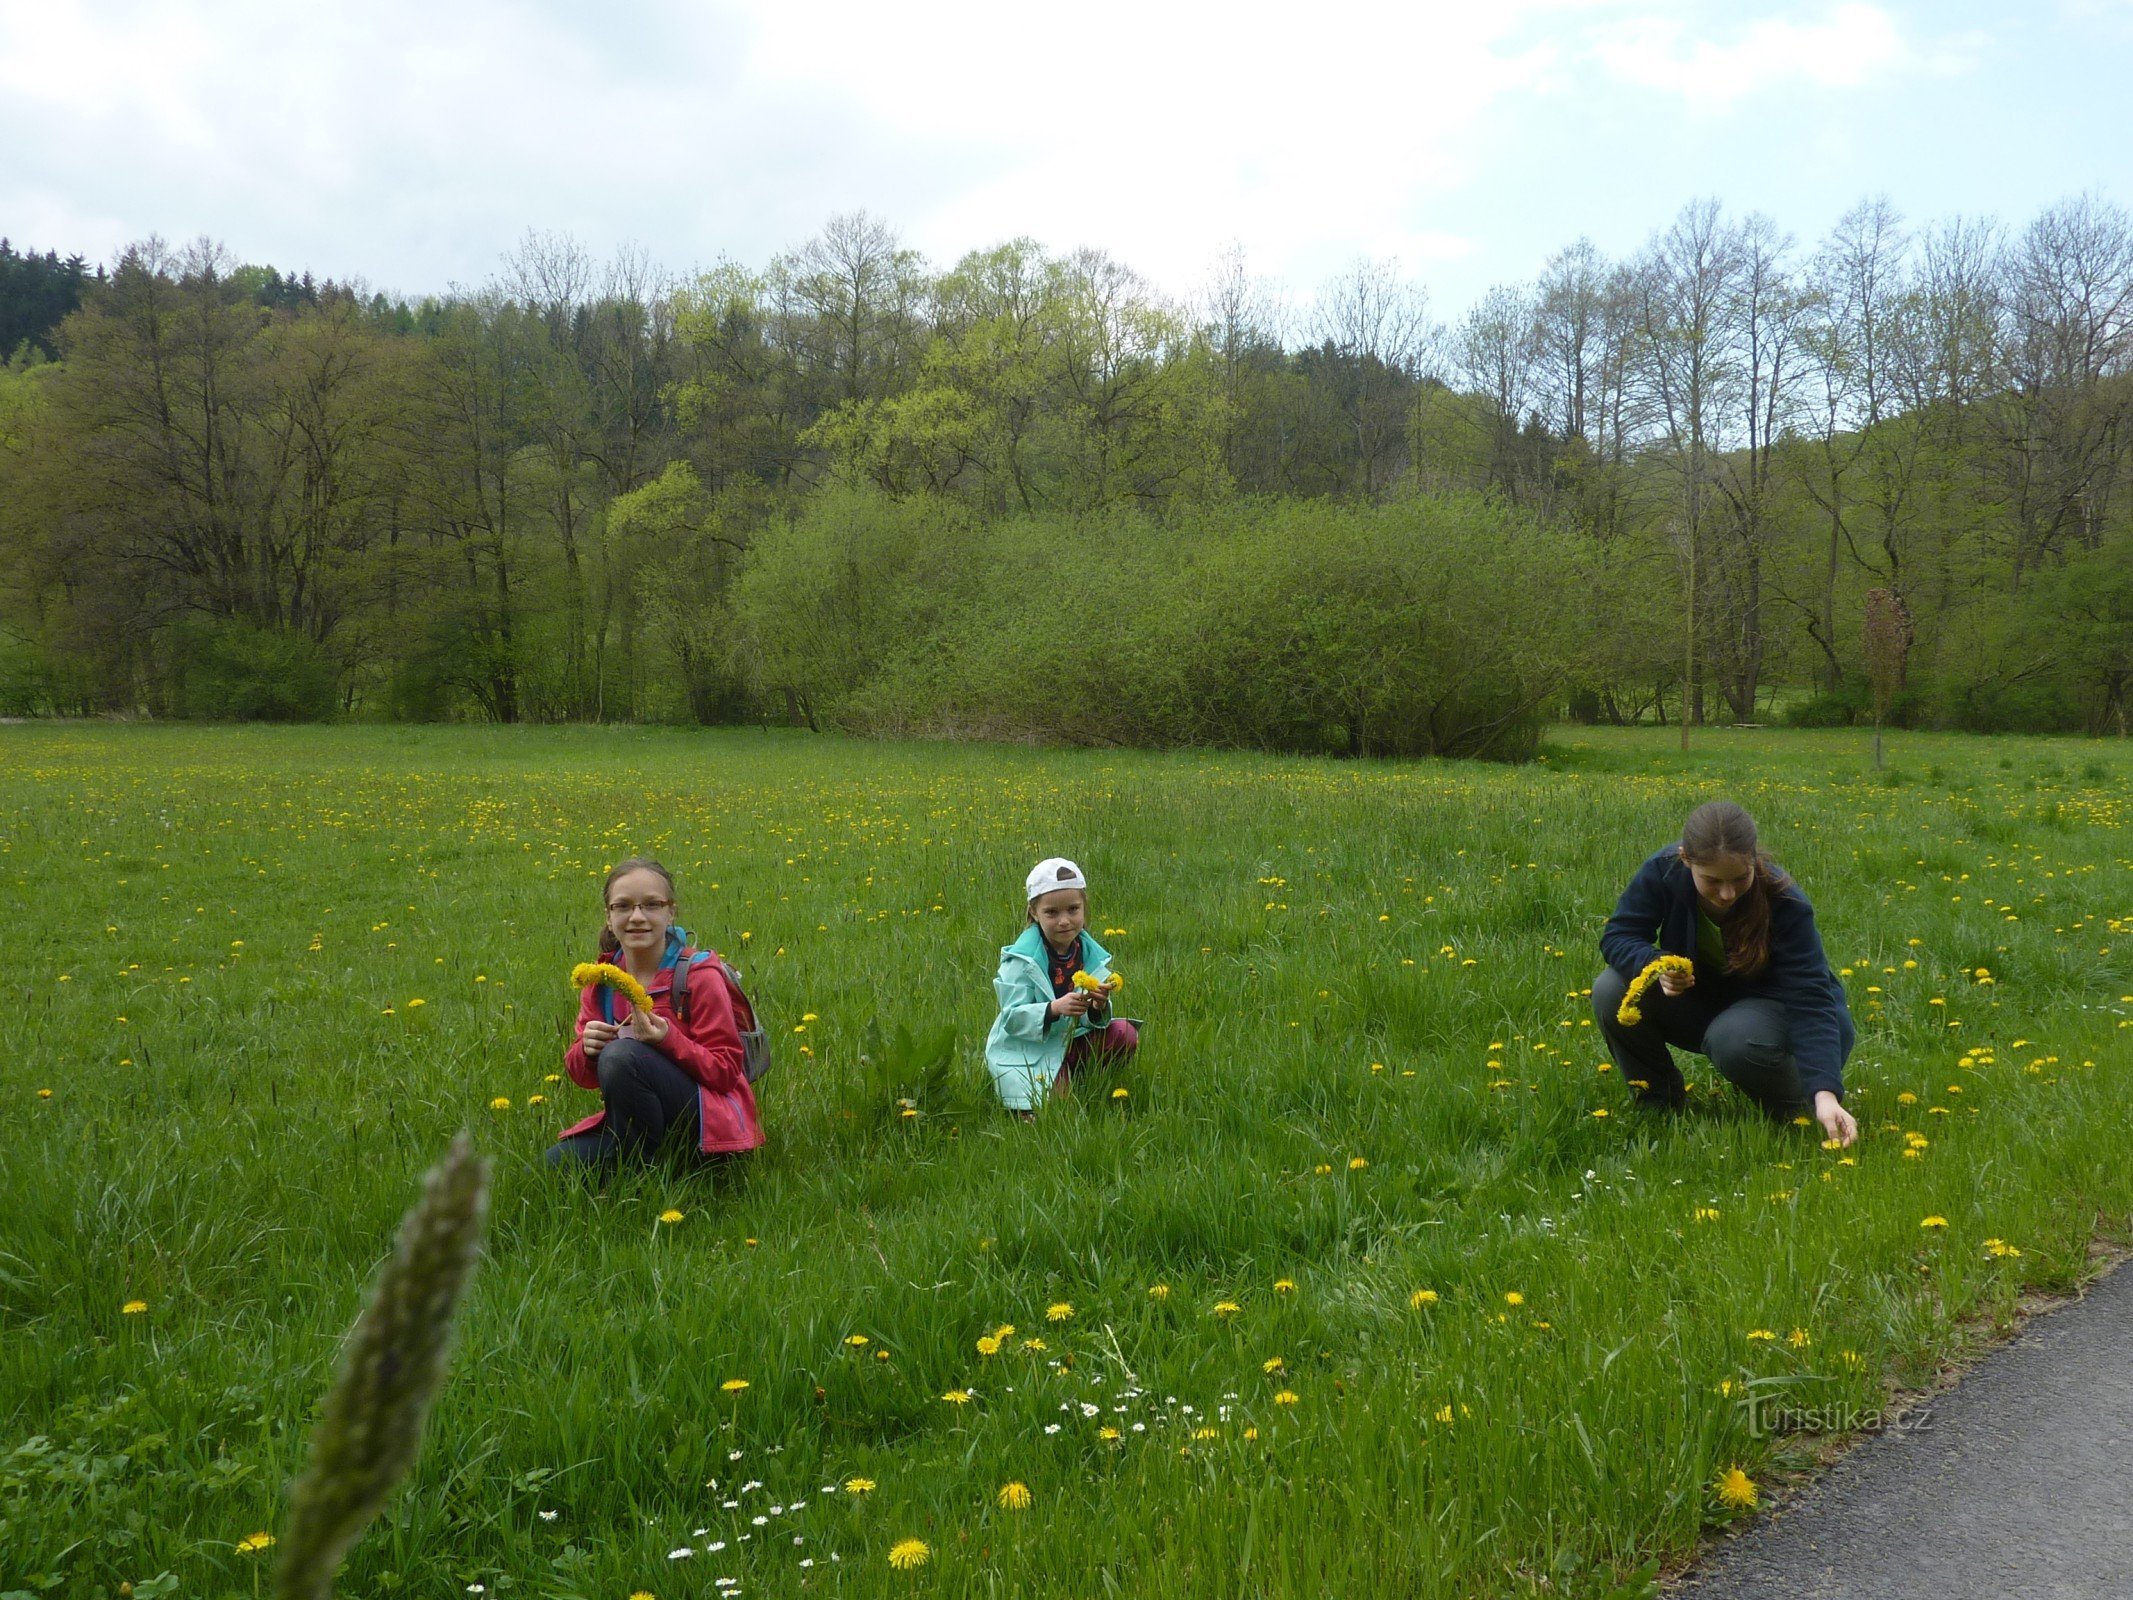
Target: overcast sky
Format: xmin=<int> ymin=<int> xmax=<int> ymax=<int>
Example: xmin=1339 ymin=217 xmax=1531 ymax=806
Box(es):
xmin=4 ymin=0 xmax=2130 ymax=316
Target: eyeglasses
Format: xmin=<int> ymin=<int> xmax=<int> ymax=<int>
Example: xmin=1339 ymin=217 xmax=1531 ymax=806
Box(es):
xmin=606 ymin=898 xmax=674 ymax=916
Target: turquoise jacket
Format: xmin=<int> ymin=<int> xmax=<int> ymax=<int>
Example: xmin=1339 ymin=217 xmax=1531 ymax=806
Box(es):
xmin=985 ymin=925 xmax=1114 ymax=1111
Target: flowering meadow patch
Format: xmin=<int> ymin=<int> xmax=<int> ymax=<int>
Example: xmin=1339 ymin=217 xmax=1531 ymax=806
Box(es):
xmin=1 ymin=723 xmax=2128 ymax=1598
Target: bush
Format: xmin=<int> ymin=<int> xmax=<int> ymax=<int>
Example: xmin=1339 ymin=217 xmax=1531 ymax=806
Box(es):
xmin=0 ymin=637 xmax=53 ymax=716
xmin=1783 ymin=685 xmax=1862 ymax=728
xmin=815 ymin=494 xmax=1582 ymax=762
xmin=1938 ymin=676 xmax=2085 ymax=735
xmin=168 ymin=619 xmax=338 ymax=721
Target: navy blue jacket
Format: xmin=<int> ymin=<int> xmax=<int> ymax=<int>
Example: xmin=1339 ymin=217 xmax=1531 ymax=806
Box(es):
xmin=1601 ymin=847 xmax=1854 ymax=1099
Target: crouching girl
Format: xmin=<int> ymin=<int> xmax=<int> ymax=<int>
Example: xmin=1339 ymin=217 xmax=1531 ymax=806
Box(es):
xmin=986 ymin=857 xmax=1138 ymax=1116
xmin=1594 ymin=801 xmax=1858 ymax=1147
xmin=549 ymin=857 xmax=764 ymax=1169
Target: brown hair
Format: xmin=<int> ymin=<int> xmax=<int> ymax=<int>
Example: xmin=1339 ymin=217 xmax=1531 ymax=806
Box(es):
xmin=1680 ymin=801 xmax=1792 ymax=979
xmin=598 ymin=857 xmax=677 ymax=957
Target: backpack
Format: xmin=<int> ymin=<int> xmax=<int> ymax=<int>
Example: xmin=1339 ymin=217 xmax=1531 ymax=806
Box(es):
xmin=671 ymin=946 xmax=773 ymax=1085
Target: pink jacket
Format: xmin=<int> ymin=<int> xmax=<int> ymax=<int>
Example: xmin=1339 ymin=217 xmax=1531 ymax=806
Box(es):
xmin=559 ymin=955 xmax=764 ymax=1154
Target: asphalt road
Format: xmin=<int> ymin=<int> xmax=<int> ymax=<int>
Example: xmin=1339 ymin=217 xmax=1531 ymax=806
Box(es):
xmin=1672 ymin=1259 xmax=2133 ymax=1599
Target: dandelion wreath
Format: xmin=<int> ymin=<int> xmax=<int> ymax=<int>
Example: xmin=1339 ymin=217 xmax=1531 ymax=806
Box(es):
xmin=1616 ymin=955 xmax=1695 ymax=1026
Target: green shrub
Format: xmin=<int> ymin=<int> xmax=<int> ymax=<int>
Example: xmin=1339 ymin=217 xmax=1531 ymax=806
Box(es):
xmin=813 ymin=493 xmax=1580 ymax=763
xmin=0 ymin=637 xmax=53 ymax=716
xmin=1783 ymin=690 xmax=1859 ymax=729
xmin=168 ymin=619 xmax=338 ymax=721
xmin=1940 ymin=676 xmax=2084 ymax=735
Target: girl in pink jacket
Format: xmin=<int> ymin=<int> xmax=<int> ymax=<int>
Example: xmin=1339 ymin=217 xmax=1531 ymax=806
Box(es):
xmin=549 ymin=857 xmax=764 ymax=1169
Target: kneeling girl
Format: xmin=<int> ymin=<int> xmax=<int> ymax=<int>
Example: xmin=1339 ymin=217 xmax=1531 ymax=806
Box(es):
xmin=550 ymin=856 xmax=764 ymax=1168
xmin=986 ymin=857 xmax=1137 ymax=1115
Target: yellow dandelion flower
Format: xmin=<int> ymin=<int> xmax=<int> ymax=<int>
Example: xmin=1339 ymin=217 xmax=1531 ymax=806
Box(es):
xmin=1788 ymin=1327 xmax=1811 ymax=1348
xmin=234 ymin=1532 xmax=276 ymax=1554
xmin=846 ymin=1333 xmax=871 ymax=1347
xmin=1715 ymin=1466 xmax=1758 ymax=1510
xmin=1272 ymin=1390 xmax=1299 ymax=1406
xmin=490 ymin=1096 xmax=511 ymax=1110
xmin=1111 ymin=1086 xmax=1129 ymax=1100
xmin=658 ymin=1208 xmax=685 ymax=1224
xmin=1273 ymin=1278 xmax=1296 ymax=1294
xmin=720 ymin=1378 xmax=749 ymax=1393
xmin=1694 ymin=1207 xmax=1721 ymax=1223
xmin=1148 ymin=1284 xmax=1171 ymax=1300
xmin=1984 ymin=1238 xmax=2023 ymax=1258
xmin=1263 ymin=1356 xmax=1286 ymax=1373
xmin=1921 ymin=1215 xmax=1948 ymax=1229
xmin=1409 ymin=1288 xmax=1439 ymax=1308
xmin=1433 ymin=1404 xmax=1454 ymax=1424
xmin=845 ymin=1476 xmax=876 ymax=1494
xmin=37 ymin=1088 xmax=52 ymax=1098
xmin=121 ymin=1299 xmax=148 ymax=1315
xmin=997 ymin=1481 xmax=1032 ymax=1510
xmin=993 ymin=1323 xmax=1016 ymax=1339
xmin=1348 ymin=1156 xmax=1369 ymax=1170
xmin=528 ymin=1093 xmax=545 ymax=1105
xmin=976 ymin=1335 xmax=1002 ymax=1357
xmin=887 ymin=1538 xmax=930 ymax=1570
xmin=1504 ymin=1292 xmax=1524 ymax=1307
xmin=1021 ymin=1337 xmax=1046 ymax=1351
xmin=1747 ymin=1329 xmax=1776 ymax=1341
xmin=1098 ymin=1426 xmax=1121 ymax=1441
xmin=630 ymin=1592 xmax=654 ymax=1600
xmin=570 ymin=961 xmax=652 ymax=1012
xmin=1046 ymin=1302 xmax=1073 ymax=1322
xmin=941 ymin=1389 xmax=971 ymax=1404
xmin=1213 ymin=1301 xmax=1241 ymax=1317
xmin=1897 ymin=1091 xmax=1918 ymax=1105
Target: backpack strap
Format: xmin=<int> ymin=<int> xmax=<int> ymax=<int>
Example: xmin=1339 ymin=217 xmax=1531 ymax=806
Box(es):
xmin=670 ymin=947 xmax=698 ymax=1027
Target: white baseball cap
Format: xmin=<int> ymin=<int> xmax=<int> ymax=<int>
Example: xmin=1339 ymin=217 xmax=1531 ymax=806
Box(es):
xmin=1026 ymin=857 xmax=1087 ymax=901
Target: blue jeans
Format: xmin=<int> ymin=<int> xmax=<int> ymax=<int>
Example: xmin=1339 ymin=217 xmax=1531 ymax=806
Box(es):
xmin=546 ymin=1038 xmax=702 ymax=1168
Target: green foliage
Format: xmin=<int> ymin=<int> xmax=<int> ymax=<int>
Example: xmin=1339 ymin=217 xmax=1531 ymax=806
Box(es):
xmin=756 ymin=492 xmax=1583 ymax=760
xmin=168 ymin=619 xmax=339 ymax=721
xmin=4 ymin=212 xmax=2132 ymax=745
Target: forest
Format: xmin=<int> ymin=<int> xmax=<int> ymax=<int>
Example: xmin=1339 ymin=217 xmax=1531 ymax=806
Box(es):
xmin=0 ymin=195 xmax=2127 ymax=752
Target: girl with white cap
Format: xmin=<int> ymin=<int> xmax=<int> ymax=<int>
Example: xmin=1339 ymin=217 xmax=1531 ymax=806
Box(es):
xmin=984 ymin=857 xmax=1138 ymax=1115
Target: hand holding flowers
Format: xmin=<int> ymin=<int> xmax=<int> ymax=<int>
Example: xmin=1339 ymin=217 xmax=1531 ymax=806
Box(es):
xmin=1616 ymin=955 xmax=1696 ymax=1026
xmin=571 ymin=961 xmax=667 ymax=1055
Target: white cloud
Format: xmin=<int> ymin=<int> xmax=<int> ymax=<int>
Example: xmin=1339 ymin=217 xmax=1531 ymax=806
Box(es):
xmin=0 ymin=0 xmax=2021 ymax=311
xmin=1583 ymin=4 xmax=1955 ymax=112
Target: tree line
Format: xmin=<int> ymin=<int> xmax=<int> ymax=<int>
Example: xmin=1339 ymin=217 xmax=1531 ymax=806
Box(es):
xmin=0 ymin=196 xmax=2127 ymax=750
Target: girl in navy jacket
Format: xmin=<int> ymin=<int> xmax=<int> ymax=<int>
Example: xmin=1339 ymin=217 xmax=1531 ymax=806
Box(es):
xmin=1594 ymin=801 xmax=1858 ymax=1147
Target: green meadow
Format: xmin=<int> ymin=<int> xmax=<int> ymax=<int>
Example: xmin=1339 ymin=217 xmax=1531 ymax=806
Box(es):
xmin=2 ymin=723 xmax=2128 ymax=1599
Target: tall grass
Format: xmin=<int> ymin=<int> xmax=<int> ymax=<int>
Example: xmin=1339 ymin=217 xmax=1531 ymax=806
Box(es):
xmin=1 ymin=724 xmax=2126 ymax=1598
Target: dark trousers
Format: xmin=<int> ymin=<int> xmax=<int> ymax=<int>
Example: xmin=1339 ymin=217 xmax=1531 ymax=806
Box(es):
xmin=546 ymin=1038 xmax=702 ymax=1168
xmin=1591 ymin=966 xmax=1805 ymax=1117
